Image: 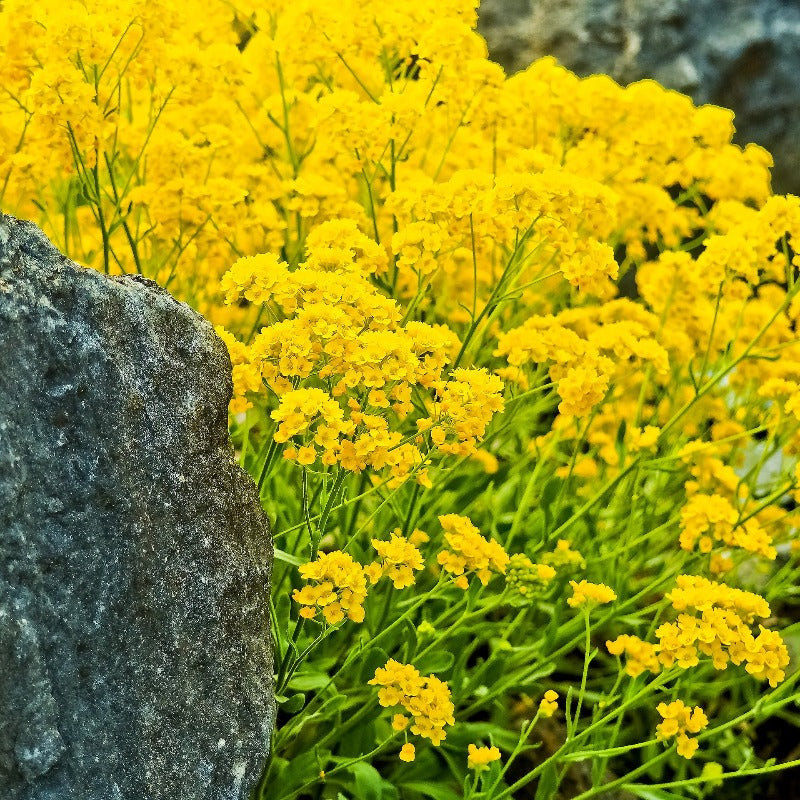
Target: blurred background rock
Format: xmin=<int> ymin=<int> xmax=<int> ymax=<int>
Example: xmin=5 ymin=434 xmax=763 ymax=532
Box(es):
xmin=478 ymin=0 xmax=800 ymax=194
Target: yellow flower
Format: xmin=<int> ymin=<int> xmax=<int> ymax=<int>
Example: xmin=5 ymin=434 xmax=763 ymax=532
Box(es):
xmin=392 ymin=714 xmax=409 ymax=731
xmin=215 ymin=326 xmax=261 ymax=413
xmin=296 ymin=445 xmax=317 ymax=465
xmin=567 ymin=580 xmax=617 ymax=608
xmin=409 ymin=529 xmax=430 ymax=546
xmin=676 ymin=734 xmax=700 ymax=760
xmin=556 ymin=358 xmax=612 ymax=417
xmin=304 ymin=218 xmax=389 ymax=276
xmin=606 ymin=635 xmax=661 ymax=678
xmin=292 ymin=551 xmax=369 ymax=624
xmin=467 ymin=743 xmax=501 ymax=771
xmin=437 ymin=514 xmax=509 ymax=588
xmin=627 ymin=425 xmax=661 ymax=452
xmin=709 ymin=553 xmax=733 ymax=575
xmin=656 ymin=700 xmax=708 ymax=759
xmin=369 ymin=660 xmax=455 ymax=746
xmin=430 ymin=369 xmax=505 ymax=457
xmin=470 ymin=448 xmax=499 ymax=474
xmin=399 ymin=743 xmax=416 ymax=762
xmin=539 ymin=690 xmax=559 ymax=718
xmin=541 ymin=540 xmax=586 ymax=570
xmin=656 ymin=575 xmax=789 ymax=686
xmin=221 ymin=253 xmax=291 ymax=306
xmin=271 ymin=388 xmax=346 ymax=445
xmin=369 ymin=530 xmax=425 ymax=589
xmin=679 ymin=493 xmax=775 ymax=559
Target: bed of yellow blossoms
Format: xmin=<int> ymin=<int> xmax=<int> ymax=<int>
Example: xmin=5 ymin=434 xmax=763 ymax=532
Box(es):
xmin=2 ymin=0 xmax=800 ymax=797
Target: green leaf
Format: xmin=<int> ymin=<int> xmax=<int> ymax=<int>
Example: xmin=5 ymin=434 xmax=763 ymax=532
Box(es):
xmin=527 ymin=510 xmax=545 ymax=545
xmin=540 ymin=477 xmax=561 ymax=535
xmin=274 ymin=747 xmax=330 ymax=795
xmin=359 ymin=646 xmax=390 ymax=683
xmin=415 ymin=650 xmax=455 ymax=675
xmin=449 ymin=477 xmax=493 ymax=513
xmin=400 ymin=782 xmax=462 ymax=800
xmin=276 ymin=692 xmax=305 ymax=713
xmin=615 ymin=419 xmax=627 ymax=456
xmin=319 ymin=693 xmax=349 ymax=714
xmin=350 ymin=762 xmax=385 ymax=800
xmin=267 ymin=755 xmax=290 ymax=781
xmin=626 ymin=787 xmax=689 ymax=800
xmin=540 ymin=477 xmax=561 ymax=511
xmin=275 ymin=548 xmax=303 ymax=566
xmin=534 ymin=762 xmax=559 ymax=800
xmin=493 ymin=479 xmax=518 ymax=511
xmin=288 ymin=672 xmax=332 ymax=692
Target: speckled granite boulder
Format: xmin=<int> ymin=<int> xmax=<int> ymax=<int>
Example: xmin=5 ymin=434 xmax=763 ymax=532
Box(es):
xmin=0 ymin=213 xmax=273 ymax=799
xmin=478 ymin=0 xmax=800 ymax=193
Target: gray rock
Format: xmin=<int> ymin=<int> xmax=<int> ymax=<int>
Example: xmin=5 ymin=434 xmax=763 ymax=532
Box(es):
xmin=478 ymin=0 xmax=800 ymax=194
xmin=0 ymin=214 xmax=274 ymax=799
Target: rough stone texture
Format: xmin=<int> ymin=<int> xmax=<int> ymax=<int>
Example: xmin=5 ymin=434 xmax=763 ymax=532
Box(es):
xmin=478 ymin=0 xmax=800 ymax=194
xmin=0 ymin=214 xmax=274 ymax=799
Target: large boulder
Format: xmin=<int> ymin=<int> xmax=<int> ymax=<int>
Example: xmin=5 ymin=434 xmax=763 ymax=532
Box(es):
xmin=478 ymin=0 xmax=800 ymax=193
xmin=0 ymin=214 xmax=274 ymax=799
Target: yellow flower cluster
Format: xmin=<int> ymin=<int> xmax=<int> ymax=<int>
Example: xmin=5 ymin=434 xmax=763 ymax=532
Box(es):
xmin=273 ymin=388 xmax=347 ymax=450
xmin=606 ymin=635 xmax=662 ymax=678
xmin=293 ymin=551 xmax=368 ymax=624
xmin=370 ymin=659 xmax=455 ymax=749
xmin=467 ymin=743 xmax=501 ymax=771
xmin=215 ymin=325 xmax=263 ymax=415
xmin=568 ymin=580 xmax=617 ymax=608
xmin=609 ymin=577 xmax=790 ymax=689
xmin=426 ymin=369 xmax=505 ymax=456
xmin=220 ymin=239 xmax=509 ymax=485
xmin=656 ymin=576 xmax=790 ymax=686
xmin=679 ymin=493 xmax=776 ymax=559
xmin=387 ymin=167 xmax=621 ymax=304
xmin=367 ymin=530 xmax=425 ymax=589
xmin=3 ymin=0 xmax=780 ymax=459
xmin=495 ymin=310 xmax=668 ymax=419
xmin=436 ymin=514 xmax=509 ymax=589
xmin=656 ymin=700 xmax=709 ymax=759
